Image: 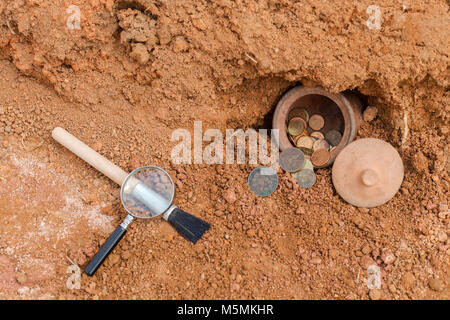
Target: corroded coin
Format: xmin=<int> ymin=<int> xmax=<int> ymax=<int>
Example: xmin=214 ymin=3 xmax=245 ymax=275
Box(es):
xmin=279 ymin=147 xmax=305 ymax=172
xmin=296 ymin=136 xmax=314 ymax=150
xmin=309 ymin=114 xmax=325 ymax=131
xmin=313 ymin=139 xmax=330 ymax=151
xmin=311 ymin=131 xmax=325 ymax=140
xmin=311 ymin=149 xmax=331 ymax=167
xmin=295 ymin=169 xmax=316 ymax=188
xmin=248 ymin=166 xmax=278 ymax=197
xmin=287 ymin=117 xmax=307 ymax=136
xmin=303 ymin=158 xmax=314 ymax=171
xmin=291 ymin=159 xmax=314 ymax=180
xmin=325 ymin=129 xmax=342 ymax=146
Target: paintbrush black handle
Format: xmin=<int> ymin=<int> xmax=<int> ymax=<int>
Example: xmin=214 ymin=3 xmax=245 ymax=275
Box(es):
xmin=84 ymin=226 xmax=127 ymax=276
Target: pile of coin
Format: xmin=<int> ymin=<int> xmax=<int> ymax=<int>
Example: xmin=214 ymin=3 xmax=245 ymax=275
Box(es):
xmin=279 ymin=147 xmax=316 ymax=188
xmin=280 ymin=109 xmax=343 ymax=188
xmin=287 ymin=109 xmax=342 ymax=168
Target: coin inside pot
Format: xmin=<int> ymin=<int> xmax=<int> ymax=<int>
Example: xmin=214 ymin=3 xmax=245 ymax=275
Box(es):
xmin=272 ymin=85 xmax=363 ymax=167
xmin=288 ymin=117 xmax=307 ymax=136
xmin=309 ymin=114 xmax=325 ymax=131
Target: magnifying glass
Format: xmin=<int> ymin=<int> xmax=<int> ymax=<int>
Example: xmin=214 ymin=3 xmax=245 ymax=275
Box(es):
xmin=52 ymin=128 xmax=210 ymax=276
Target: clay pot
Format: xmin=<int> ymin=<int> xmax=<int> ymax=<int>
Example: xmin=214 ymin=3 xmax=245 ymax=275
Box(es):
xmin=272 ymin=85 xmax=363 ymax=167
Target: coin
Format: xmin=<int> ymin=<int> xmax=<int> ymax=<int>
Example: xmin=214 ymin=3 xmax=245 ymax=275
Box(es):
xmin=291 ymin=159 xmax=314 ymax=179
xmin=296 ymin=136 xmax=314 ymax=150
xmin=310 ymin=131 xmax=325 ymax=140
xmin=299 ymin=147 xmax=313 ymax=156
xmin=293 ymin=130 xmax=308 ymax=144
xmin=313 ymin=139 xmax=330 ymax=151
xmin=287 ymin=117 xmax=307 ymax=136
xmin=279 ymin=147 xmax=305 ymax=172
xmin=309 ymin=114 xmax=325 ymax=131
xmin=311 ymin=149 xmax=331 ymax=167
xmin=297 ymin=108 xmax=309 ymax=122
xmin=303 ymin=158 xmax=314 ymax=170
xmin=291 ymin=170 xmax=300 ymax=180
xmin=325 ymin=129 xmax=342 ymax=146
xmin=248 ymin=166 xmax=278 ymax=197
xmin=288 ymin=134 xmax=296 ymax=145
xmin=295 ymin=169 xmax=316 ymax=188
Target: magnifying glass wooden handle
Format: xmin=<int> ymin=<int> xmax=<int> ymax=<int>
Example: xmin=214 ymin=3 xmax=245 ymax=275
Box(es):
xmin=52 ymin=127 xmax=128 ymax=185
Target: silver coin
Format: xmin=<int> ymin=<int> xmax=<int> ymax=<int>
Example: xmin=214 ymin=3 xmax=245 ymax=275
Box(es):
xmin=248 ymin=166 xmax=278 ymax=197
xmin=325 ymin=129 xmax=342 ymax=146
xmin=295 ymin=169 xmax=316 ymax=188
xmin=279 ymin=147 xmax=305 ymax=172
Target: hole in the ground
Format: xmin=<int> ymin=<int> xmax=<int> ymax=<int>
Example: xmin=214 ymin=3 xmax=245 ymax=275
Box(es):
xmin=253 ymin=81 xmax=301 ymax=130
xmin=347 ymin=88 xmax=370 ymax=111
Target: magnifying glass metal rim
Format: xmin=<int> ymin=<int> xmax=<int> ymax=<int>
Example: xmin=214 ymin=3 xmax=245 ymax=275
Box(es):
xmin=120 ymin=165 xmax=175 ymax=220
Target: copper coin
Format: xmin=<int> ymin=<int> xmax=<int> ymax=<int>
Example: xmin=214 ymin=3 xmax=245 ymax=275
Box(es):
xmin=310 ymin=131 xmax=325 ymax=140
xmin=279 ymin=147 xmax=305 ymax=172
xmin=287 ymin=117 xmax=307 ymax=136
xmin=313 ymin=139 xmax=330 ymax=151
xmin=311 ymin=149 xmax=331 ymax=167
xmin=309 ymin=114 xmax=325 ymax=131
xmin=325 ymin=129 xmax=342 ymax=146
xmin=295 ymin=169 xmax=316 ymax=188
xmin=293 ymin=130 xmax=308 ymax=143
xmin=296 ymin=136 xmax=314 ymax=150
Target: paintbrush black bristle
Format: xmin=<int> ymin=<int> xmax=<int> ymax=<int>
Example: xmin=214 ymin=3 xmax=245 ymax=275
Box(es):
xmin=167 ymin=208 xmax=210 ymax=244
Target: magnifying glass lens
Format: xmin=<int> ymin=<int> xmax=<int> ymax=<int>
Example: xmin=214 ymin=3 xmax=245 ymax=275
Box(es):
xmin=121 ymin=167 xmax=174 ymax=218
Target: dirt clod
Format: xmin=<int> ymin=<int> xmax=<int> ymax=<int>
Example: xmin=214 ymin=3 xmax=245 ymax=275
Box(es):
xmin=428 ymin=278 xmax=444 ymax=292
xmin=363 ymin=106 xmax=378 ymax=122
xmin=401 ymin=272 xmax=416 ymax=291
xmin=130 ymin=44 xmax=150 ymax=65
xmin=368 ymin=289 xmax=382 ymax=300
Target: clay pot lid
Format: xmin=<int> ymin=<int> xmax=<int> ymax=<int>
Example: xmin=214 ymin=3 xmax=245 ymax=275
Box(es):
xmin=332 ymin=138 xmax=404 ymax=208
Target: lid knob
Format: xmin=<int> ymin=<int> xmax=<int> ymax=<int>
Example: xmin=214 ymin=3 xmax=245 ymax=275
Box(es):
xmin=361 ymin=169 xmax=379 ymax=187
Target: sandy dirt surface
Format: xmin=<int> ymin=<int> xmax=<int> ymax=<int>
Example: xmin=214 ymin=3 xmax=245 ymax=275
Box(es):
xmin=0 ymin=0 xmax=449 ymax=299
